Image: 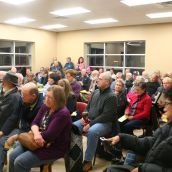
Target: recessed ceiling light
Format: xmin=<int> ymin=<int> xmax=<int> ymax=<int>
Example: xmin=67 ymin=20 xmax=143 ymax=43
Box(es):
xmin=0 ymin=0 xmax=35 ymax=5
xmin=84 ymin=18 xmax=118 ymax=24
xmin=120 ymin=0 xmax=172 ymax=6
xmin=40 ymin=24 xmax=67 ymax=30
xmin=146 ymin=11 xmax=172 ymax=18
xmin=50 ymin=7 xmax=90 ymax=16
xmin=5 ymin=17 xmax=35 ymax=24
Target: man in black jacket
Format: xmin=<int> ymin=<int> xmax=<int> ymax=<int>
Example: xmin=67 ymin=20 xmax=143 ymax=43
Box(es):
xmin=106 ymin=88 xmax=172 ymax=172
xmin=0 ymin=72 xmax=21 ymax=172
xmin=74 ymin=71 xmax=118 ymax=172
xmin=0 ymin=82 xmax=43 ymax=172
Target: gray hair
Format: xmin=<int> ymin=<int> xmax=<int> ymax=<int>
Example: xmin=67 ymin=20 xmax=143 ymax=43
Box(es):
xmin=116 ymin=79 xmax=125 ymax=87
xmin=102 ymin=71 xmax=112 ymax=83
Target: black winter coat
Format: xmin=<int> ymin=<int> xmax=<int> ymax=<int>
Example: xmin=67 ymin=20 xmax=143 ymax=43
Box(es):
xmin=119 ymin=123 xmax=172 ymax=172
xmin=0 ymin=87 xmax=21 ymax=135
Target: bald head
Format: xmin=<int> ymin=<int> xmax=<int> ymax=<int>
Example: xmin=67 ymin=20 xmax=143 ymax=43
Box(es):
xmin=21 ymin=82 xmax=39 ymax=104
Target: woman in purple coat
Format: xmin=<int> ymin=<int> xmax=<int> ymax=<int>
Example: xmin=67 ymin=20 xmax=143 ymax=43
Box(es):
xmin=9 ymin=85 xmax=72 ymax=172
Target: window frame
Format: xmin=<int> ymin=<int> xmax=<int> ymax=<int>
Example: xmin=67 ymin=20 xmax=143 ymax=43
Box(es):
xmin=85 ymin=41 xmax=145 ymax=74
xmin=0 ymin=40 xmax=32 ymax=70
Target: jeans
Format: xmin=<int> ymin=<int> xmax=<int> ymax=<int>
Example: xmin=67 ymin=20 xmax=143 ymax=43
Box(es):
xmin=9 ymin=143 xmax=55 ymax=172
xmin=123 ymin=119 xmax=148 ymax=134
xmin=73 ymin=120 xmax=112 ymax=161
xmin=0 ymin=129 xmax=19 ymax=172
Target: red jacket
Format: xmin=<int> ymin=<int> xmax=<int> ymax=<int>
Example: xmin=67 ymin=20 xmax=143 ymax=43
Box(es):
xmin=126 ymin=93 xmax=152 ymax=120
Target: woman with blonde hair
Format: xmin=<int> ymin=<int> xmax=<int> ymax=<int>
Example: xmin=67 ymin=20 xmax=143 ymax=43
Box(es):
xmin=58 ymin=79 xmax=77 ymax=116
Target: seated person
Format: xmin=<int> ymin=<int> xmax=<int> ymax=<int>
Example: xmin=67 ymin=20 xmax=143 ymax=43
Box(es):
xmin=73 ymin=71 xmax=117 ymax=172
xmin=75 ymin=56 xmax=85 ymax=71
xmin=58 ymin=79 xmax=77 ymax=115
xmin=42 ymin=72 xmax=61 ymax=97
xmin=105 ymin=87 xmax=172 ymax=172
xmin=152 ymin=77 xmax=172 ymax=116
xmin=146 ymin=72 xmax=160 ymax=97
xmin=6 ymin=82 xmax=43 ymax=147
xmin=9 ymin=85 xmax=72 ymax=172
xmin=114 ymin=79 xmax=128 ymax=118
xmin=76 ymin=69 xmax=91 ymax=91
xmin=64 ymin=57 xmax=74 ymax=70
xmin=65 ymin=69 xmax=81 ymax=98
xmin=125 ymin=73 xmax=133 ymax=93
xmin=0 ymin=72 xmax=21 ymax=172
xmin=121 ymin=82 xmax=152 ymax=134
xmin=89 ymin=70 xmax=99 ymax=93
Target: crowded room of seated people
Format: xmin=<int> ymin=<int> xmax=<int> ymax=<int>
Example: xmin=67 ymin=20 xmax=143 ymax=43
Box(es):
xmin=1 ymin=2 xmax=172 ymax=172
xmin=0 ymin=58 xmax=172 ymax=172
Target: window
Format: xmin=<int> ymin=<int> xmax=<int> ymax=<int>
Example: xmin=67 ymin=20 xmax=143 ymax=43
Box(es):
xmin=0 ymin=40 xmax=32 ymax=70
xmin=85 ymin=41 xmax=145 ymax=74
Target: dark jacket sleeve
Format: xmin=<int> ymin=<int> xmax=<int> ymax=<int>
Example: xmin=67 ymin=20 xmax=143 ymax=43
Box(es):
xmin=139 ymin=163 xmax=172 ymax=172
xmin=119 ymin=133 xmax=157 ymax=156
xmin=1 ymin=93 xmax=21 ymax=135
xmin=67 ymin=95 xmax=77 ymax=114
xmin=149 ymin=135 xmax=172 ymax=167
xmin=90 ymin=95 xmax=117 ymax=126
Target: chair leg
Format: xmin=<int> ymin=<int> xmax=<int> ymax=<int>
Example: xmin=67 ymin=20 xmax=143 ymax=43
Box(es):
xmin=40 ymin=165 xmax=44 ymax=172
xmin=92 ymin=153 xmax=96 ymax=166
xmin=48 ymin=164 xmax=52 ymax=172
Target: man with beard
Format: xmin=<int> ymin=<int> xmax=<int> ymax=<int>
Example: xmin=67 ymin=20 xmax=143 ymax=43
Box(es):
xmin=0 ymin=82 xmax=43 ymax=172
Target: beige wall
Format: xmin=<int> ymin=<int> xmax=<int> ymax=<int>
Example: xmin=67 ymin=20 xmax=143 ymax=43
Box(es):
xmin=0 ymin=24 xmax=57 ymax=73
xmin=56 ymin=23 xmax=172 ymax=74
xmin=0 ymin=23 xmax=172 ymax=74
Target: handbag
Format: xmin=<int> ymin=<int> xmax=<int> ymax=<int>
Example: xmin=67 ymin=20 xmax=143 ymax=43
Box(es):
xmin=18 ymin=131 xmax=41 ymax=151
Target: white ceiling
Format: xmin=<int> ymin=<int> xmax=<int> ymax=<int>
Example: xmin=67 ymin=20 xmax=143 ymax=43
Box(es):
xmin=1 ymin=0 xmax=172 ymax=32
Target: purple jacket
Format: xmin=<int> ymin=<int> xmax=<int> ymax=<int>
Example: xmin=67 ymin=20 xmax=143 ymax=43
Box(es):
xmin=70 ymin=80 xmax=81 ymax=97
xmin=31 ymin=104 xmax=72 ymax=160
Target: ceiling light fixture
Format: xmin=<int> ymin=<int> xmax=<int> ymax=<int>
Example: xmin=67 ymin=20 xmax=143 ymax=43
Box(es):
xmin=146 ymin=11 xmax=172 ymax=18
xmin=5 ymin=17 xmax=35 ymax=25
xmin=120 ymin=0 xmax=172 ymax=6
xmin=84 ymin=18 xmax=118 ymax=24
xmin=40 ymin=24 xmax=67 ymax=30
xmin=50 ymin=7 xmax=90 ymax=16
xmin=0 ymin=0 xmax=35 ymax=5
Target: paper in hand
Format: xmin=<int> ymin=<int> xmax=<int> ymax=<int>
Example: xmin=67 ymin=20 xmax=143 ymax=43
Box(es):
xmin=118 ymin=114 xmax=128 ymax=122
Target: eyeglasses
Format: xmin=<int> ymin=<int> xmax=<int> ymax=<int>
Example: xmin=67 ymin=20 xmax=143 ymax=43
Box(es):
xmin=164 ymin=101 xmax=172 ymax=106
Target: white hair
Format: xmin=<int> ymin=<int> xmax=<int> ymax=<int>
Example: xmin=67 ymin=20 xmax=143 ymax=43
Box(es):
xmin=102 ymin=71 xmax=112 ymax=83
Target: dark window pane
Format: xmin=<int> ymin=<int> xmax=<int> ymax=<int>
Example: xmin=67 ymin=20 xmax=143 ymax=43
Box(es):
xmin=129 ymin=68 xmax=144 ymax=75
xmin=125 ymin=55 xmax=145 ymax=67
xmin=106 ymin=55 xmax=123 ymax=67
xmin=88 ymin=56 xmax=103 ymax=66
xmin=126 ymin=41 xmax=145 ymax=54
xmin=0 ymin=54 xmax=12 ymax=66
xmin=0 ymin=67 xmax=11 ymax=71
xmin=0 ymin=41 xmax=13 ymax=53
xmin=106 ymin=68 xmax=122 ymax=73
xmin=87 ymin=43 xmax=104 ymax=54
xmin=106 ymin=43 xmax=123 ymax=54
xmin=15 ymin=55 xmax=30 ymax=66
xmin=15 ymin=42 xmax=31 ymax=53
